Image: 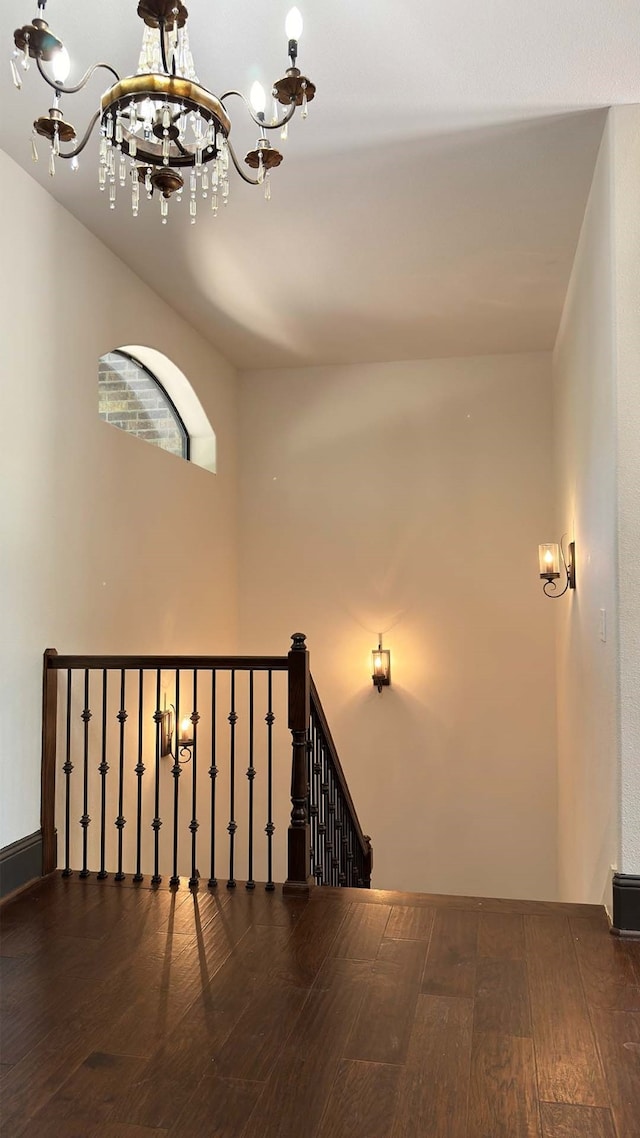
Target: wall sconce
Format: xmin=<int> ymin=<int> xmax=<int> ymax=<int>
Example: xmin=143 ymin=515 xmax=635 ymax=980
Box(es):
xmin=539 ymin=538 xmax=576 ymax=597
xmin=372 ymin=637 xmax=391 ymax=693
xmin=160 ymin=706 xmax=195 ymax=763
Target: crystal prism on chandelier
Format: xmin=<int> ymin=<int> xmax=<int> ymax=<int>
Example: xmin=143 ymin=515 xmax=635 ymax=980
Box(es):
xmin=11 ymin=0 xmax=316 ymax=224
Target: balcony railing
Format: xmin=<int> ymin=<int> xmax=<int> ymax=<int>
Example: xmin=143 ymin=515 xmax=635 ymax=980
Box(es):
xmin=41 ymin=634 xmax=371 ymax=893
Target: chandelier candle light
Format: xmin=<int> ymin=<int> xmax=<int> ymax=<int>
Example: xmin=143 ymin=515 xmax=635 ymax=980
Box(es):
xmin=11 ymin=0 xmax=315 ymax=223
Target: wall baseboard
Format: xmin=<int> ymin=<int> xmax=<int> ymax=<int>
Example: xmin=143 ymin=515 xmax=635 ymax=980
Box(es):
xmin=0 ymin=831 xmax=43 ymax=900
xmin=611 ymin=873 xmax=640 ymax=938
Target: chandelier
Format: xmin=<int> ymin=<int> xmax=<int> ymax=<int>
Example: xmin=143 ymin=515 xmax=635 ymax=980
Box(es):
xmin=11 ymin=0 xmax=315 ymax=223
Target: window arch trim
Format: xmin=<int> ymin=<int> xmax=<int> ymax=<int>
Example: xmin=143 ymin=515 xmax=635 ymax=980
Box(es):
xmin=113 ymin=343 xmax=217 ymax=473
xmin=107 ymin=349 xmax=191 ymax=461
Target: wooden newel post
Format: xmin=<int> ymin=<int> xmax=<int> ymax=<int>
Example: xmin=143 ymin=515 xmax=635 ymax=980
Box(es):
xmin=284 ymin=633 xmax=313 ymax=896
xmin=41 ymin=649 xmax=59 ymax=875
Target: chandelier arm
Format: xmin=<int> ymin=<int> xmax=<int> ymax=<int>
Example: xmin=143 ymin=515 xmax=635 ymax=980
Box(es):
xmin=158 ymin=19 xmax=175 ymax=77
xmin=166 ymin=133 xmax=214 ymax=162
xmin=218 ymin=89 xmax=297 ymax=132
xmin=36 ymin=55 xmax=120 ymax=95
xmin=58 ymin=110 xmax=101 ymax=160
xmin=227 ymin=138 xmax=261 ymax=186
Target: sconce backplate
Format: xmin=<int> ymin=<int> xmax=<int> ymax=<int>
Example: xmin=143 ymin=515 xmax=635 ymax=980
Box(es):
xmin=568 ymin=541 xmax=576 ymax=589
xmin=160 ymin=709 xmax=173 ymax=758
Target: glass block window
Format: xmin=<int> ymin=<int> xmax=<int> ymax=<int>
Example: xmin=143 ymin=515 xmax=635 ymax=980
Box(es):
xmin=98 ymin=350 xmax=189 ymax=460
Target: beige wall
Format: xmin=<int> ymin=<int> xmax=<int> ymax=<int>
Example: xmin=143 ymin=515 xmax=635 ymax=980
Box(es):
xmin=8 ymin=108 xmax=636 ymax=900
xmin=612 ymin=106 xmax=640 ymax=877
xmin=552 ymin=105 xmax=640 ymax=905
xmin=238 ymin=353 xmax=558 ymax=899
xmin=0 ymin=149 xmax=239 ymax=849
xmin=552 ymin=119 xmax=619 ymax=907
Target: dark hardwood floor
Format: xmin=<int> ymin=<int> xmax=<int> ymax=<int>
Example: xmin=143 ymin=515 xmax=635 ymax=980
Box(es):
xmin=1 ymin=876 xmax=639 ymax=1137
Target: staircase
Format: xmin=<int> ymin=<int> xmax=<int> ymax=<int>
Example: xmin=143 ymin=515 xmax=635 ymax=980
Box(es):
xmin=41 ymin=633 xmax=371 ymax=893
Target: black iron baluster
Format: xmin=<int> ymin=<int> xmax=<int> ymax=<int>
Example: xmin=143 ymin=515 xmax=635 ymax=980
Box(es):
xmin=264 ymin=670 xmax=275 ymax=892
xmin=326 ymin=749 xmax=332 ymax=886
xmin=133 ymin=668 xmax=145 ymax=882
xmin=309 ymin=712 xmax=316 ymax=883
xmin=322 ymin=744 xmax=328 ymax=885
xmin=317 ymin=736 xmax=324 ymax=885
xmin=115 ymin=669 xmax=127 ymax=881
xmin=335 ymin=779 xmax=342 ymax=887
xmin=151 ymin=669 xmax=163 ymax=885
xmin=347 ymin=815 xmax=355 ymax=887
xmin=227 ymin=670 xmax=237 ymax=889
xmin=79 ymin=669 xmax=92 ymax=878
xmin=336 ymin=791 xmax=346 ymax=886
xmin=309 ymin=710 xmax=316 ymax=887
xmin=334 ymin=787 xmax=343 ymax=883
xmin=61 ymin=669 xmax=73 ymax=877
xmin=316 ymin=741 xmax=325 ymax=892
xmin=246 ymin=671 xmax=255 ymax=891
xmin=170 ymin=667 xmax=181 ymax=887
xmin=315 ymin=720 xmax=323 ymax=884
xmin=330 ymin=768 xmax=337 ymax=885
xmin=308 ymin=717 xmax=316 ymax=883
xmin=97 ymin=669 xmax=109 ymax=880
xmin=342 ymin=799 xmax=351 ymax=886
xmin=316 ymin=733 xmax=326 ymax=886
xmin=327 ymin=766 xmax=337 ymax=886
xmin=189 ymin=669 xmax=200 ymax=889
xmin=208 ymin=670 xmax=218 ymax=889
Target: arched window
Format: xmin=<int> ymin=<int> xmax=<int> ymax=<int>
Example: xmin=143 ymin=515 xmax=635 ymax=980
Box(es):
xmin=98 ymin=350 xmax=190 ymax=460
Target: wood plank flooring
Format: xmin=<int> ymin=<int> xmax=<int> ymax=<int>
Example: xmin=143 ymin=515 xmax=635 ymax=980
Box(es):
xmin=1 ymin=876 xmax=639 ymax=1138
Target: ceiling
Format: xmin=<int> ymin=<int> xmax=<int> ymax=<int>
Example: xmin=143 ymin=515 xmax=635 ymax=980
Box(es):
xmin=1 ymin=1 xmax=637 ymax=368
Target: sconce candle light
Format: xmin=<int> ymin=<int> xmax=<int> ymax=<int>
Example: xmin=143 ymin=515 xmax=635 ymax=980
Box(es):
xmin=179 ymin=716 xmax=193 ymax=747
xmin=161 ymin=706 xmax=195 ymax=762
xmin=372 ymin=637 xmax=391 ymax=693
xmin=539 ymin=537 xmax=576 ymax=597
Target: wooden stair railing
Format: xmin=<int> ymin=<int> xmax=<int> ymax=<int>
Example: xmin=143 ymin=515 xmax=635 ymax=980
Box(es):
xmin=41 ymin=634 xmax=371 ymax=895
